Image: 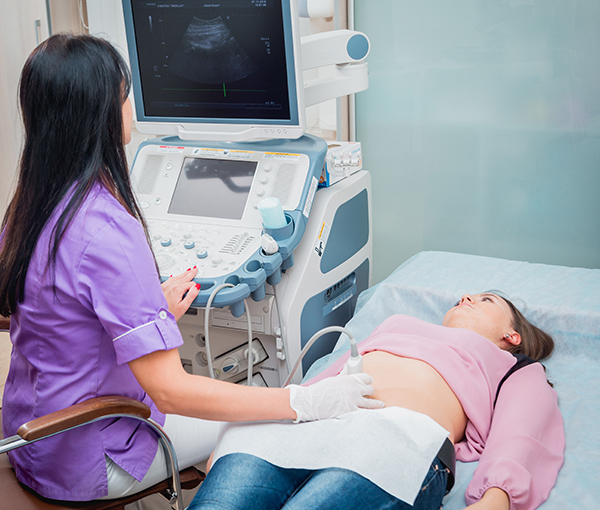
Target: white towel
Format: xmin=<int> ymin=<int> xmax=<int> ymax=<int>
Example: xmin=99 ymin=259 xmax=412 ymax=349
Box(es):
xmin=212 ymin=407 xmax=450 ymax=505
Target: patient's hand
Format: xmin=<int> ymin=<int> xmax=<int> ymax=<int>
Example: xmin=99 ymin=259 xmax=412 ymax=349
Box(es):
xmin=467 ymin=488 xmax=510 ymax=510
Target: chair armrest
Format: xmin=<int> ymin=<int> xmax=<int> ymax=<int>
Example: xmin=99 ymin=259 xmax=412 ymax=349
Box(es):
xmin=17 ymin=396 xmax=151 ymax=441
xmin=5 ymin=396 xmax=189 ymax=509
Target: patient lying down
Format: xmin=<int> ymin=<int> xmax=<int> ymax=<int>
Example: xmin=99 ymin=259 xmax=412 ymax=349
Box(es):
xmin=188 ymin=293 xmax=564 ymax=510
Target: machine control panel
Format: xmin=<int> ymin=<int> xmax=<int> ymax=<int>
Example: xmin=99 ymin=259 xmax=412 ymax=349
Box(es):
xmin=132 ymin=140 xmax=311 ymax=279
xmin=129 ymin=135 xmax=327 ymax=311
xmin=147 ymin=218 xmax=262 ymax=277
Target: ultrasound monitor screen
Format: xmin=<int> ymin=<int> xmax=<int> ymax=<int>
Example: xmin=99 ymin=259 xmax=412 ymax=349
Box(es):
xmin=125 ymin=1 xmax=298 ymax=125
xmin=168 ymin=157 xmax=257 ymax=220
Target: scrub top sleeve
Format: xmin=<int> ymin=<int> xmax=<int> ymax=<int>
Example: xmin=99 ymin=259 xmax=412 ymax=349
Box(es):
xmin=465 ymin=363 xmax=565 ymax=510
xmin=77 ymin=215 xmax=183 ymax=365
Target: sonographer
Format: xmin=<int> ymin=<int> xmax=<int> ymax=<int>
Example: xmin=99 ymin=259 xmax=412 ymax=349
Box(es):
xmin=0 ymin=34 xmax=383 ymax=502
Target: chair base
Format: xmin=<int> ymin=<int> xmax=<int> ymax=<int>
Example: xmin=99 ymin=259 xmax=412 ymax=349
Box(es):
xmin=0 ymin=453 xmax=204 ymax=510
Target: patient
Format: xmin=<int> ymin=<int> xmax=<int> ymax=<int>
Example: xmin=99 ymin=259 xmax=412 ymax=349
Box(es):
xmin=188 ymin=293 xmax=564 ymax=510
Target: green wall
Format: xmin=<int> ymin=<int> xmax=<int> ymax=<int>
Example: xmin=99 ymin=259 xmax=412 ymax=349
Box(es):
xmin=355 ymin=0 xmax=600 ymax=283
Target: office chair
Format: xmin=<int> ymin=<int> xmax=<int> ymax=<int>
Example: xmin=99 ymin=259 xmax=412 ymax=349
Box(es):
xmin=0 ymin=318 xmax=204 ymax=510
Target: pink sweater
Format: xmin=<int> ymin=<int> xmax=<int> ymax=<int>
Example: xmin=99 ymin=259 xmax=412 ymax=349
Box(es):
xmin=307 ymin=315 xmax=564 ymax=510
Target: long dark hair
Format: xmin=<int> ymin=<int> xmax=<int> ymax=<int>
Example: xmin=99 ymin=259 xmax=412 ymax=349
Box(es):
xmin=0 ymin=34 xmax=149 ymax=316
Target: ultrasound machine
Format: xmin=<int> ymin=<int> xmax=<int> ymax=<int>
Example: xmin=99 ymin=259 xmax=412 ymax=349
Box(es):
xmin=120 ymin=0 xmax=371 ymax=386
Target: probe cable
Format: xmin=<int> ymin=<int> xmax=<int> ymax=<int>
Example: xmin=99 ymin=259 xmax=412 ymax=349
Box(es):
xmin=272 ymin=285 xmax=292 ymax=380
xmin=203 ymin=287 xmax=361 ymax=388
xmin=283 ymin=326 xmax=362 ymax=387
xmin=204 ymin=284 xmax=254 ymax=386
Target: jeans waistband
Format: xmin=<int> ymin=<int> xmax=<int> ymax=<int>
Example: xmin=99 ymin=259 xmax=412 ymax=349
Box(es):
xmin=436 ymin=437 xmax=456 ymax=492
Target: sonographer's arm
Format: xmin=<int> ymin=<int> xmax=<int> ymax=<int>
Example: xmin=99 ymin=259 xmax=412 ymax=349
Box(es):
xmin=128 ymin=348 xmax=297 ymax=421
xmin=129 ymin=349 xmax=382 ymax=423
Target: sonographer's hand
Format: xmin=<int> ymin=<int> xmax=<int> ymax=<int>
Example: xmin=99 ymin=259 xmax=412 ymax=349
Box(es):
xmin=288 ymin=373 xmax=385 ymax=423
xmin=161 ymin=267 xmax=201 ymax=321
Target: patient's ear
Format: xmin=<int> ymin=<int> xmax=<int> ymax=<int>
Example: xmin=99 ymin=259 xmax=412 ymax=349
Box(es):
xmin=504 ymin=332 xmax=521 ymax=346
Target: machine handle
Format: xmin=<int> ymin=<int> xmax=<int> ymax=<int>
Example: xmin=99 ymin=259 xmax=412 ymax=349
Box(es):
xmin=193 ymin=282 xmax=251 ymax=309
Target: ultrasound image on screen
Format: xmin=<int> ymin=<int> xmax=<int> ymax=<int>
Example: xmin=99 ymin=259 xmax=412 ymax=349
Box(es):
xmin=170 ymin=16 xmax=258 ymax=84
xmin=168 ymin=158 xmax=257 ymax=220
xmin=129 ymin=0 xmax=292 ymax=122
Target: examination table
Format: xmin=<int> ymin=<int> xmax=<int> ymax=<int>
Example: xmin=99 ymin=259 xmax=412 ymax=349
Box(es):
xmin=305 ymin=251 xmax=600 ymax=510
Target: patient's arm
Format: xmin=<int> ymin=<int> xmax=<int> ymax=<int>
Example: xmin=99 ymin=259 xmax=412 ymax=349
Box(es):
xmin=465 ymin=363 xmax=564 ymax=510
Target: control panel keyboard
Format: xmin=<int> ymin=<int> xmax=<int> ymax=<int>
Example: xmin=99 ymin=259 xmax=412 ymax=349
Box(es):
xmin=148 ymin=219 xmax=262 ymax=277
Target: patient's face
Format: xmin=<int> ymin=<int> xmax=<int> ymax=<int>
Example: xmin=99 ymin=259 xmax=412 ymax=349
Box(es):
xmin=442 ymin=293 xmax=514 ymax=348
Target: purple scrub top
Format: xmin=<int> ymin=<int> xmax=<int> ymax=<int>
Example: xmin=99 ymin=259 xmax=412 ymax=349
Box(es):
xmin=1 ymin=183 xmax=183 ymax=501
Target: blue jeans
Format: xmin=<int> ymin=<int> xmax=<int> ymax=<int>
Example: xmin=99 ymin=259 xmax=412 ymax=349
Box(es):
xmin=187 ymin=453 xmax=448 ymax=510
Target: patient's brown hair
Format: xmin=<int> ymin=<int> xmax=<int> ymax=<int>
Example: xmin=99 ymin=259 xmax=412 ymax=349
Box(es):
xmin=498 ymin=296 xmax=554 ymax=361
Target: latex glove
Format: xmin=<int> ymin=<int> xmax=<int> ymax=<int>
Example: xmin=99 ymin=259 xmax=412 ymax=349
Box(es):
xmin=288 ymin=373 xmax=385 ymax=423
